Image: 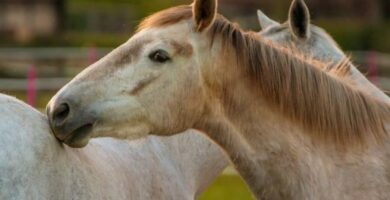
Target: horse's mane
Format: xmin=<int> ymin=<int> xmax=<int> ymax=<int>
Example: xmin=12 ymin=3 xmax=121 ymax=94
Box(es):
xmin=138 ymin=5 xmax=390 ymax=147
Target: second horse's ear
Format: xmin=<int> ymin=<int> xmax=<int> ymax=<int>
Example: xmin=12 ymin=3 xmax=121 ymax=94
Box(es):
xmin=193 ymin=0 xmax=218 ymax=32
xmin=288 ymin=0 xmax=311 ymax=39
xmin=257 ymin=10 xmax=280 ymax=30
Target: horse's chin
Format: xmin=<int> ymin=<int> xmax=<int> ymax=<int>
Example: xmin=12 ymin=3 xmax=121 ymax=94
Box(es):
xmin=63 ymin=124 xmax=93 ymax=148
xmin=65 ymin=138 xmax=90 ymax=148
xmin=90 ymin=120 xmax=152 ymax=141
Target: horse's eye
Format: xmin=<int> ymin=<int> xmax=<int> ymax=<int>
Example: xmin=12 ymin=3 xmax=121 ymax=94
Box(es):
xmin=149 ymin=50 xmax=170 ymax=63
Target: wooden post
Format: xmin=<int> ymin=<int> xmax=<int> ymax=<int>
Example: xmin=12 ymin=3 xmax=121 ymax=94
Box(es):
xmin=27 ymin=65 xmax=37 ymax=107
xmin=88 ymin=46 xmax=98 ymax=64
xmin=367 ymin=51 xmax=379 ymax=86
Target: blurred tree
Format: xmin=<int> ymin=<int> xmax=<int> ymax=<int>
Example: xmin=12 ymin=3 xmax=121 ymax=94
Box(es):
xmin=380 ymin=0 xmax=390 ymax=19
xmin=0 ymin=0 xmax=65 ymax=42
xmin=0 ymin=0 xmax=388 ymax=52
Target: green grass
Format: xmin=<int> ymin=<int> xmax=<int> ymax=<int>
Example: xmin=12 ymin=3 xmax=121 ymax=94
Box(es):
xmin=199 ymin=175 xmax=253 ymax=200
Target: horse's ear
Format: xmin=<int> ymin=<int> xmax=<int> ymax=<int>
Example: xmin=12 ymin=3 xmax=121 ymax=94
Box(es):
xmin=257 ymin=10 xmax=279 ymax=30
xmin=288 ymin=0 xmax=311 ymax=39
xmin=193 ymin=0 xmax=217 ymax=32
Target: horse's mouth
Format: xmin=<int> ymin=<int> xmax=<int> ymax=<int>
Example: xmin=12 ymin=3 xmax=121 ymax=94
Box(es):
xmin=63 ymin=123 xmax=94 ymax=148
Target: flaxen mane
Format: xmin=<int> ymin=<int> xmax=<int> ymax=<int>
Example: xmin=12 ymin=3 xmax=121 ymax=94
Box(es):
xmin=272 ymin=41 xmax=353 ymax=78
xmin=138 ymin=5 xmax=390 ymax=147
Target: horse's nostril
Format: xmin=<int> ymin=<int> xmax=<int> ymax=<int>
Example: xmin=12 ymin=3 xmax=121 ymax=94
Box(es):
xmin=53 ymin=103 xmax=70 ymax=125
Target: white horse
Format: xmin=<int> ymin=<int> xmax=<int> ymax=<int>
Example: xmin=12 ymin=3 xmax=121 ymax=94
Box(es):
xmin=0 ymin=94 xmax=227 ymax=199
xmin=257 ymin=0 xmax=389 ymax=101
xmin=46 ymin=0 xmax=390 ymax=199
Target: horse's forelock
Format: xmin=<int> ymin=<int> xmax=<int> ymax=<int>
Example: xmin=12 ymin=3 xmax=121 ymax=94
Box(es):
xmin=137 ymin=5 xmax=193 ymax=32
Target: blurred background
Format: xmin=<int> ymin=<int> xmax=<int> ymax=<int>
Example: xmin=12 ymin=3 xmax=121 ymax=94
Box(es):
xmin=0 ymin=0 xmax=389 ymax=199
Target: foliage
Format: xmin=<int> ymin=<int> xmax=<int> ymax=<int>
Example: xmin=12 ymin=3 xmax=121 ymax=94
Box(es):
xmin=317 ymin=21 xmax=390 ymax=53
xmin=1 ymin=0 xmax=388 ymax=53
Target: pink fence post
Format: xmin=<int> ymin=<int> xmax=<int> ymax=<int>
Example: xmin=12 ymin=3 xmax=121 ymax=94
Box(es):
xmin=27 ymin=65 xmax=37 ymax=107
xmin=88 ymin=46 xmax=98 ymax=64
xmin=367 ymin=51 xmax=379 ymax=86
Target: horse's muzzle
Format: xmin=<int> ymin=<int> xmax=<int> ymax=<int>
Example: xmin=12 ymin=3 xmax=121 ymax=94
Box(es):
xmin=47 ymin=97 xmax=96 ymax=148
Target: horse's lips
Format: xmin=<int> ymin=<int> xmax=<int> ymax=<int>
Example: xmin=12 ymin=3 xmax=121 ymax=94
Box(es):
xmin=64 ymin=124 xmax=94 ymax=148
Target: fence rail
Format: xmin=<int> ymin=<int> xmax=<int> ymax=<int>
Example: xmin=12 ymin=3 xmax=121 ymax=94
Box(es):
xmin=0 ymin=78 xmax=70 ymax=90
xmin=0 ymin=47 xmax=112 ymax=60
xmin=0 ymin=48 xmax=390 ymax=91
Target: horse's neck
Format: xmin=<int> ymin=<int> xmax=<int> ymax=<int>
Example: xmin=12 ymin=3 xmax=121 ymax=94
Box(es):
xmin=347 ymin=66 xmax=390 ymax=101
xmin=197 ymin=92 xmax=323 ymax=199
xmin=197 ymin=59 xmax=308 ymax=198
xmin=197 ymin=85 xmax=390 ymax=200
xmin=195 ymin=52 xmax=389 ymax=199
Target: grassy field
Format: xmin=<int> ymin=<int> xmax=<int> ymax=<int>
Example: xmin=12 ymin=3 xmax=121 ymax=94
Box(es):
xmin=199 ymin=175 xmax=253 ymax=200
